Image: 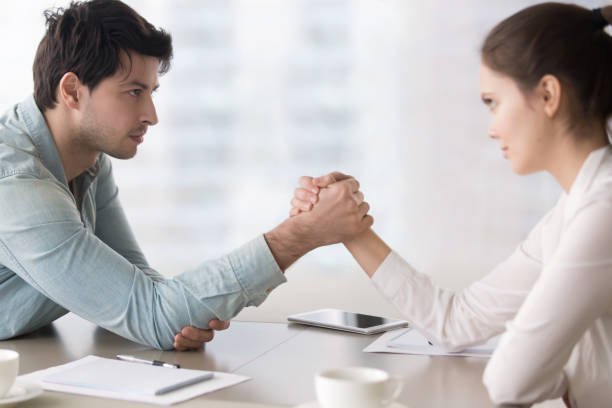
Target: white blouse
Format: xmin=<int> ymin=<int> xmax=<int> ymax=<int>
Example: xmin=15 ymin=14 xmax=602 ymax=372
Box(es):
xmin=371 ymin=145 xmax=612 ymax=407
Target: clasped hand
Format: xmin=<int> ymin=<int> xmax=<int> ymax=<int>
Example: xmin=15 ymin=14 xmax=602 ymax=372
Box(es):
xmin=173 ymin=171 xmax=370 ymax=351
xmin=289 ymin=171 xmax=373 ymax=245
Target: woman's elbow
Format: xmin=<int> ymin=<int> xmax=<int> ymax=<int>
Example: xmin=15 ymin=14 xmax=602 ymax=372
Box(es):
xmin=484 ymin=378 xmax=530 ymax=405
xmin=483 ymin=360 xmax=540 ymax=405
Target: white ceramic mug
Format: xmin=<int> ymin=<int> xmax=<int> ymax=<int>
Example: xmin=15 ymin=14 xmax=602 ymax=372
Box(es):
xmin=0 ymin=350 xmax=19 ymax=398
xmin=315 ymin=366 xmax=403 ymax=408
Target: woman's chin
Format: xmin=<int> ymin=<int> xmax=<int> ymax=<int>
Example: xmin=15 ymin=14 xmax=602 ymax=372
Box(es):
xmin=510 ymin=160 xmax=539 ymax=175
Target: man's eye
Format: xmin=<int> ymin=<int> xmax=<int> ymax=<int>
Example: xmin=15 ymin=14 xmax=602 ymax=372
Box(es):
xmin=129 ymin=89 xmax=141 ymax=96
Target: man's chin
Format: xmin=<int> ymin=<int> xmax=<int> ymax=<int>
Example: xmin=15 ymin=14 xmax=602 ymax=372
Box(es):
xmin=106 ymin=148 xmax=138 ymax=160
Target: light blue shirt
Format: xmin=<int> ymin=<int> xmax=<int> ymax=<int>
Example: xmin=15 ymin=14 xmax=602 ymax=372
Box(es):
xmin=0 ymin=95 xmax=287 ymax=350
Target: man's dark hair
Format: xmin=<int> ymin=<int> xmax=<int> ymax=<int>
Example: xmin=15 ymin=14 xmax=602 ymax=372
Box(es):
xmin=33 ymin=0 xmax=173 ymax=112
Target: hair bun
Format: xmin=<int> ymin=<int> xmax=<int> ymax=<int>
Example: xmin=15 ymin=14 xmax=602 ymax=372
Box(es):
xmin=592 ymin=8 xmax=609 ymax=30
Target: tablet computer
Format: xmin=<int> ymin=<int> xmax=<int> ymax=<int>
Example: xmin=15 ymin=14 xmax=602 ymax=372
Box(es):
xmin=287 ymin=308 xmax=409 ymax=335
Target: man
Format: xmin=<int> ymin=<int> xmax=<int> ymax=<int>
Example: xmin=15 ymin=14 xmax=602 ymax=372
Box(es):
xmin=0 ymin=0 xmax=372 ymax=351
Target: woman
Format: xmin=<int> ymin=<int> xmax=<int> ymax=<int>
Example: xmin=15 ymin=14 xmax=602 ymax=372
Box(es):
xmin=290 ymin=3 xmax=612 ymax=407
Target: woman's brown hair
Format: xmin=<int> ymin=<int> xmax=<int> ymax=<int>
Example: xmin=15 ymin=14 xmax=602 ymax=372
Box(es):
xmin=481 ymin=3 xmax=612 ymax=130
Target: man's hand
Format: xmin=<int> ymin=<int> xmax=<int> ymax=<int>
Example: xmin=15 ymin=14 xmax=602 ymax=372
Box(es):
xmin=264 ymin=171 xmax=372 ymax=271
xmin=302 ymin=176 xmax=371 ymax=246
xmin=173 ymin=319 xmax=230 ymax=351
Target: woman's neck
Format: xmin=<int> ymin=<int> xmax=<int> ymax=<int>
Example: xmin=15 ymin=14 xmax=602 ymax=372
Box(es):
xmin=547 ymin=124 xmax=608 ymax=193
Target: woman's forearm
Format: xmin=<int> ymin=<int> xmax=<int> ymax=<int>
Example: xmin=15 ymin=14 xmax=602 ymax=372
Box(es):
xmin=343 ymin=228 xmax=391 ymax=277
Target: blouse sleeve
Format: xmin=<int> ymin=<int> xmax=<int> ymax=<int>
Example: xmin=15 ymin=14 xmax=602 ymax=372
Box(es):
xmin=370 ymin=208 xmax=553 ymax=352
xmin=483 ymin=199 xmax=612 ymax=404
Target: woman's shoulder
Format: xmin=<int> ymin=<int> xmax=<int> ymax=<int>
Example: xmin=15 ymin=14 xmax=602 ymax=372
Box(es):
xmin=581 ymin=146 xmax=612 ymax=203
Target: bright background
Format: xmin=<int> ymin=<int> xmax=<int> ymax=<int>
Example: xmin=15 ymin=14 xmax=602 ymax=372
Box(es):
xmin=5 ymin=3 xmax=607 ymax=406
xmin=2 ymin=0 xmax=606 ymax=303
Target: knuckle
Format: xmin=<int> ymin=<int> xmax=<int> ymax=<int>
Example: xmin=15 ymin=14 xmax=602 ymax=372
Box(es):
xmin=296 ymin=188 xmax=310 ymax=200
xmin=339 ymin=183 xmax=350 ymax=196
xmin=343 ymin=199 xmax=356 ymax=211
xmin=299 ymin=176 xmax=313 ymax=188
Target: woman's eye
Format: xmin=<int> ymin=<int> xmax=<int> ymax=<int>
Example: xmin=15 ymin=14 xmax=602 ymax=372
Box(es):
xmin=484 ymin=98 xmax=497 ymax=110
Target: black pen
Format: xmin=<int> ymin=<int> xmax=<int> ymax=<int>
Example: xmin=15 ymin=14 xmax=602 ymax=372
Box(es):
xmin=116 ymin=354 xmax=180 ymax=369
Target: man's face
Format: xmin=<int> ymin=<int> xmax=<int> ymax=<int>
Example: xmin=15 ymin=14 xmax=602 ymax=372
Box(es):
xmin=78 ymin=51 xmax=160 ymax=160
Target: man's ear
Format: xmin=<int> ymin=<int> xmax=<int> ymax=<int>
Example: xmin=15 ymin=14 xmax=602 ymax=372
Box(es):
xmin=57 ymin=72 xmax=84 ymax=110
xmin=538 ymin=74 xmax=562 ymax=119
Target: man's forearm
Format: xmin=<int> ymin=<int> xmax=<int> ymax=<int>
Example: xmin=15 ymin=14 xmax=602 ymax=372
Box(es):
xmin=264 ymin=217 xmax=318 ymax=271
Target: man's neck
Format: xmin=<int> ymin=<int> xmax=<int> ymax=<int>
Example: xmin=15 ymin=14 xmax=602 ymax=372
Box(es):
xmin=43 ymin=107 xmax=99 ymax=183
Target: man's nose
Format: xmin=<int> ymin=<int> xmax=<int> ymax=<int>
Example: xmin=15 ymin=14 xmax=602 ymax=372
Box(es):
xmin=141 ymin=96 xmax=158 ymax=126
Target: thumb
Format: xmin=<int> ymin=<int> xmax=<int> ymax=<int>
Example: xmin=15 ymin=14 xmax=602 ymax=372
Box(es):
xmin=313 ymin=172 xmax=341 ymax=187
xmin=314 ymin=171 xmax=352 ymax=187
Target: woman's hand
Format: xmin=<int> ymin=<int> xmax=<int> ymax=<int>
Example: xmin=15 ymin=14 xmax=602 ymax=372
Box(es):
xmin=173 ymin=319 xmax=230 ymax=351
xmin=289 ymin=172 xmax=359 ymax=217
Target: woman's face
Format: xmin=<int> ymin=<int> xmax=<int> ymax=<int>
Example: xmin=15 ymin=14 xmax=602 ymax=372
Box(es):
xmin=478 ymin=62 xmax=551 ymax=174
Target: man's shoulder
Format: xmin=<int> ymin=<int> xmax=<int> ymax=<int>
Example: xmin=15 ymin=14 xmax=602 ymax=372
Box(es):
xmin=0 ymin=104 xmax=47 ymax=181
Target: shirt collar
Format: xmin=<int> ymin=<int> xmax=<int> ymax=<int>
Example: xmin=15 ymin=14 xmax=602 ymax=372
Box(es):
xmin=564 ymin=144 xmax=611 ymax=219
xmin=16 ymin=94 xmax=100 ymax=186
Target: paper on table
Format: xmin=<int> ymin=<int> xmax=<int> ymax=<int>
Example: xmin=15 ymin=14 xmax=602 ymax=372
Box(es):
xmin=19 ymin=355 xmax=250 ymax=405
xmin=43 ymin=358 xmax=213 ymax=395
xmin=364 ymin=328 xmax=499 ymax=358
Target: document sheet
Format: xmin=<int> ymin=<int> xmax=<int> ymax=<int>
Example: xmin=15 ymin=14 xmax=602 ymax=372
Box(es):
xmin=43 ymin=358 xmax=213 ymax=395
xmin=19 ymin=355 xmax=250 ymax=405
xmin=364 ymin=328 xmax=499 ymax=358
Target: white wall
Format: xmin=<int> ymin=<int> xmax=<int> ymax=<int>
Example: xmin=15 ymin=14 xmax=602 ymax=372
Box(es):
xmin=3 ymin=0 xmax=604 ymax=294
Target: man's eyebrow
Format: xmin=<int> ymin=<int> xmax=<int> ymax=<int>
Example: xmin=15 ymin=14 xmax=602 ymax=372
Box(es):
xmin=121 ymin=80 xmax=160 ymax=91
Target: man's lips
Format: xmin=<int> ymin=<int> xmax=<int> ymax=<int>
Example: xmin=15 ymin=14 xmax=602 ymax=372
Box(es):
xmin=129 ymin=133 xmax=145 ymax=144
xmin=129 ymin=129 xmax=146 ymax=144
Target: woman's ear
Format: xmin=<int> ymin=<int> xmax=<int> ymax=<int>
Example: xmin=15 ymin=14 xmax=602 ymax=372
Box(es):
xmin=57 ymin=72 xmax=83 ymax=110
xmin=538 ymin=74 xmax=562 ymax=118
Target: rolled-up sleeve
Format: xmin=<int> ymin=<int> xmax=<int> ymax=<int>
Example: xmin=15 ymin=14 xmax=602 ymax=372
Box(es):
xmin=0 ymin=170 xmax=286 ymax=350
